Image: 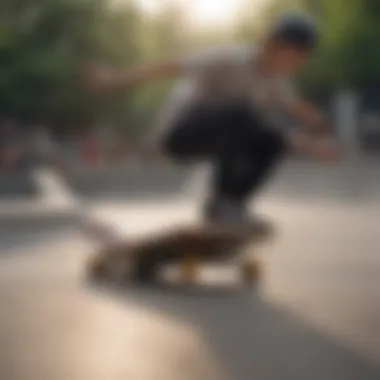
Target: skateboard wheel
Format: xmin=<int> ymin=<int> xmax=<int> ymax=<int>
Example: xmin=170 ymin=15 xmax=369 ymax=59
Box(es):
xmin=88 ymin=250 xmax=131 ymax=282
xmin=240 ymin=260 xmax=261 ymax=284
xmin=179 ymin=255 xmax=200 ymax=283
xmin=87 ymin=255 xmax=107 ymax=280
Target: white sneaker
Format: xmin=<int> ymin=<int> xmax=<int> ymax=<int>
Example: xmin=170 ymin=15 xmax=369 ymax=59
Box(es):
xmin=203 ymin=198 xmax=273 ymax=233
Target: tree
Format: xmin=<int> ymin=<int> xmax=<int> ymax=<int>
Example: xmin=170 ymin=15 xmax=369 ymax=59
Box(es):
xmin=0 ymin=0 xmax=150 ymax=133
xmin=260 ymin=0 xmax=380 ymax=99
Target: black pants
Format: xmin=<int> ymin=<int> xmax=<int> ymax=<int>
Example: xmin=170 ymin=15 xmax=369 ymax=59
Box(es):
xmin=161 ymin=101 xmax=287 ymax=203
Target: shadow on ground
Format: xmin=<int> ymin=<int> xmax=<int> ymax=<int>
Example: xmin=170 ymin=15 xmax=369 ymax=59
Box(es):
xmin=0 ymin=215 xmax=78 ymax=256
xmin=87 ymin=280 xmax=380 ymax=380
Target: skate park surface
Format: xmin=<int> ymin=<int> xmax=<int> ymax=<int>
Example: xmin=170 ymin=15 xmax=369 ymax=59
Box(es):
xmin=1 ymin=159 xmax=380 ymax=380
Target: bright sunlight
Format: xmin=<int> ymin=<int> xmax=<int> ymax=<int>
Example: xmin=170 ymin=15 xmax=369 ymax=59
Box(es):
xmin=138 ymin=0 xmax=257 ymax=27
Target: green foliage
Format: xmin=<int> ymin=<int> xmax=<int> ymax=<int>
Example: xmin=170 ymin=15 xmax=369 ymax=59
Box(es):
xmin=0 ymin=0 xmax=185 ymax=135
xmin=2 ymin=0 xmax=380 ymax=133
xmin=259 ymin=0 xmax=380 ymax=99
xmin=234 ymin=0 xmax=380 ymax=102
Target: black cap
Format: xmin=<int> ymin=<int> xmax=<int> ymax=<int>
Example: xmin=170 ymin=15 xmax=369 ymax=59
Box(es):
xmin=270 ymin=12 xmax=319 ymax=51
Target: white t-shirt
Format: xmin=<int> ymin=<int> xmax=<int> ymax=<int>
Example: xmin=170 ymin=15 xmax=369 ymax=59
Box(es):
xmin=158 ymin=44 xmax=299 ymax=130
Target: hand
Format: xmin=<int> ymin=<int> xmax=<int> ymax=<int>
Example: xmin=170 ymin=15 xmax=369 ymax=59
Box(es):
xmin=310 ymin=137 xmax=344 ymax=162
xmin=82 ymin=64 xmax=118 ymax=92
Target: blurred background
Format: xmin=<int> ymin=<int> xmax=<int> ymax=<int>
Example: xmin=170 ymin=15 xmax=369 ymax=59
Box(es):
xmin=1 ymin=1 xmax=380 ymax=380
xmin=1 ymin=0 xmax=380 ymax=173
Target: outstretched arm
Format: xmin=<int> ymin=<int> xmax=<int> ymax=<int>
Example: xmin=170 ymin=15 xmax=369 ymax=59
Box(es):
xmin=283 ymin=98 xmax=343 ymax=161
xmin=287 ymin=99 xmax=332 ymax=137
xmin=84 ymin=45 xmax=241 ymax=93
xmin=85 ymin=59 xmax=183 ymax=92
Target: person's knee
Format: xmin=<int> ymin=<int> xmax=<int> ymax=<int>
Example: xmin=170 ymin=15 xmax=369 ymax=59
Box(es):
xmin=161 ymin=128 xmax=178 ymax=156
xmin=263 ymin=129 xmax=287 ymax=158
xmin=161 ymin=122 xmax=204 ymax=160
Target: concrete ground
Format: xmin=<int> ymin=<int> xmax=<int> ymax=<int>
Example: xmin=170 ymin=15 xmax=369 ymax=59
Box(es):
xmin=1 ymin=161 xmax=380 ymax=380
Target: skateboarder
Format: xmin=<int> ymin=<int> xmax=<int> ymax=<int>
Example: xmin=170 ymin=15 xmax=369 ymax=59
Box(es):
xmin=86 ymin=12 xmax=342 ymax=228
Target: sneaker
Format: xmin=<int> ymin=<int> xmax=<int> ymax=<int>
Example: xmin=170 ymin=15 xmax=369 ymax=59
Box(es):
xmin=203 ymin=197 xmax=273 ymax=234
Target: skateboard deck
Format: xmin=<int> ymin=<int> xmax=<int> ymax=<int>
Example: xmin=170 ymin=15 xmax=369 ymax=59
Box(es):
xmin=87 ymin=222 xmax=275 ymax=286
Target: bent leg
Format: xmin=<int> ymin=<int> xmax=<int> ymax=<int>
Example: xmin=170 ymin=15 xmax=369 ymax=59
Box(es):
xmin=159 ymin=101 xmax=287 ymax=224
xmin=213 ymin=126 xmax=286 ymax=203
xmin=161 ymin=105 xmax=221 ymax=160
xmin=205 ymin=104 xmax=287 ymax=224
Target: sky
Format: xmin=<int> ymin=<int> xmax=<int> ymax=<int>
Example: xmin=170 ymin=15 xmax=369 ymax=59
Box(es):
xmin=137 ymin=0 xmax=268 ymax=27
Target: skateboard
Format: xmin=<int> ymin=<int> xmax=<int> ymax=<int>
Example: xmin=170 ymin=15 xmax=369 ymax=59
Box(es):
xmin=86 ymin=222 xmax=275 ymax=286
